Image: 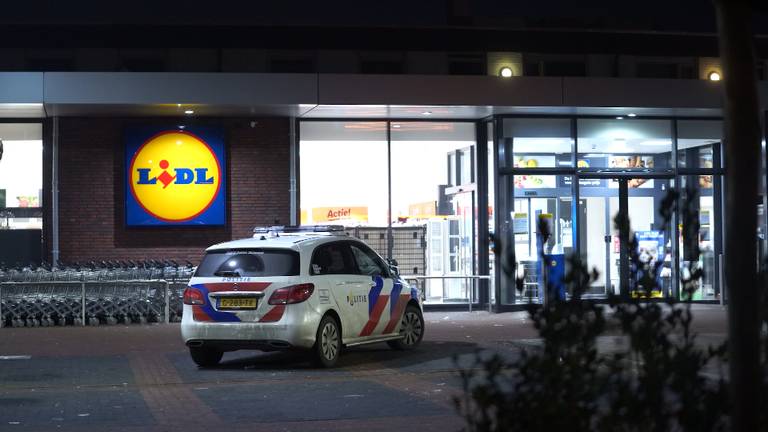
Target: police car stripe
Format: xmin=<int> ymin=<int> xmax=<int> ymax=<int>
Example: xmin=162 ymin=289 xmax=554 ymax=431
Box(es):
xmin=203 ymin=282 xmax=271 ymax=292
xmin=190 ymin=282 xmax=272 ymax=322
xmin=259 ymin=305 xmax=285 ymax=323
xmin=367 ymin=276 xmax=384 ymax=315
xmin=359 ymin=295 xmax=390 ymax=337
xmin=389 ymin=282 xmax=403 ymax=316
xmin=191 ymin=284 xmax=240 ymax=322
xmin=382 ymin=295 xmax=411 ymax=334
xmin=192 ymin=305 xmax=213 ymax=322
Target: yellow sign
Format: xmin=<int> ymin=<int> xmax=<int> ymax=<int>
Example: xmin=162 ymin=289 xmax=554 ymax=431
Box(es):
xmin=129 ymin=131 xmax=222 ymax=222
xmin=310 ymin=207 xmax=368 ymax=223
xmin=408 ymin=201 xmax=437 ymax=218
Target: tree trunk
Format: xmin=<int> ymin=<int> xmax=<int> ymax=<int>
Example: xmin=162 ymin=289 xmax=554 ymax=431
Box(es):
xmin=713 ymin=0 xmax=762 ymax=430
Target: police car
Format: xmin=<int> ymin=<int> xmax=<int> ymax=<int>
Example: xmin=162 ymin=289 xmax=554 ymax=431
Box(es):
xmin=181 ymin=225 xmax=425 ymax=368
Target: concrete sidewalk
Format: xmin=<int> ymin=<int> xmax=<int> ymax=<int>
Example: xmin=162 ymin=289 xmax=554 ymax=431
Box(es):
xmin=0 ymin=306 xmax=727 ymax=432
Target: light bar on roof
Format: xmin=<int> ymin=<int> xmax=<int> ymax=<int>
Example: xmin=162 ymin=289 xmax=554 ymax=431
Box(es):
xmin=252 ymin=225 xmax=346 ymax=234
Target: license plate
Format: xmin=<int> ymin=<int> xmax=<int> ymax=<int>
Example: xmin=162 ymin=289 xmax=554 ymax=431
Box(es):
xmin=219 ymin=298 xmax=257 ymax=309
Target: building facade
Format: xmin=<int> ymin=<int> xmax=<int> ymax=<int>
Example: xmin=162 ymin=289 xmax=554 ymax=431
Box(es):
xmin=1 ymin=6 xmax=767 ymax=310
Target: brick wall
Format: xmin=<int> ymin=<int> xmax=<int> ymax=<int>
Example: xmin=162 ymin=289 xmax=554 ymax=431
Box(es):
xmin=53 ymin=117 xmax=290 ymax=264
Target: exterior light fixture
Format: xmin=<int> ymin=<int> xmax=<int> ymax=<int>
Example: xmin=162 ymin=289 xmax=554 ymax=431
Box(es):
xmin=499 ymin=67 xmax=513 ymax=78
xmin=184 ymin=109 xmax=194 ymax=115
xmin=627 ymin=113 xmax=637 ymax=117
xmin=421 ymin=111 xmax=432 ymax=116
xmin=177 ymin=103 xmax=181 ymax=107
xmin=616 ymin=116 xmax=624 ymax=120
xmin=178 ymin=125 xmax=186 ymax=130
xmin=708 ymin=71 xmax=721 ymax=81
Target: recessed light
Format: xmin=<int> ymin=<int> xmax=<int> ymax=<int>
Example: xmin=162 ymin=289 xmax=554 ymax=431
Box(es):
xmin=627 ymin=113 xmax=637 ymax=117
xmin=708 ymin=71 xmax=721 ymax=81
xmin=499 ymin=67 xmax=513 ymax=78
xmin=421 ymin=111 xmax=432 ymax=116
xmin=184 ymin=110 xmax=194 ymax=115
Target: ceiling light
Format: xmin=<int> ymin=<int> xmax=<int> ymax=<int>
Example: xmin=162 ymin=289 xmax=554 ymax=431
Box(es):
xmin=627 ymin=113 xmax=637 ymax=117
xmin=616 ymin=116 xmax=624 ymax=120
xmin=392 ymin=124 xmax=401 ymax=128
xmin=641 ymin=140 xmax=672 ymax=146
xmin=421 ymin=111 xmax=432 ymax=116
xmin=184 ymin=109 xmax=194 ymax=115
xmin=499 ymin=67 xmax=513 ymax=78
xmin=708 ymin=71 xmax=721 ymax=81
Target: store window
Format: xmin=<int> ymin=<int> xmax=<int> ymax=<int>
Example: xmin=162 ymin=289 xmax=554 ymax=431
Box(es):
xmin=678 ymin=175 xmax=720 ymax=301
xmin=506 ymin=175 xmax=572 ymax=304
xmin=299 ymin=121 xmax=388 ymax=227
xmin=487 ymin=122 xmax=496 ymax=303
xmin=677 ymin=120 xmax=722 ymax=169
xmin=0 ymin=123 xmax=43 ymax=229
xmin=502 ymin=118 xmax=572 ymax=169
xmin=577 ymin=119 xmax=673 ymax=171
xmin=390 ymin=122 xmax=476 ymax=304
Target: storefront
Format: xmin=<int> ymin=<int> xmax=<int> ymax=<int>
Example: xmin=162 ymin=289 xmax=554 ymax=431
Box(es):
xmin=296 ymin=116 xmax=735 ymax=308
xmin=0 ymin=72 xmax=765 ymax=310
xmin=492 ymin=116 xmax=725 ymax=306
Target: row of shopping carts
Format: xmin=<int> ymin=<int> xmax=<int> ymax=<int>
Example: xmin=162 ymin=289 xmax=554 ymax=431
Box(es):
xmin=0 ymin=261 xmax=195 ymax=328
xmin=0 ymin=260 xmax=196 ymax=282
xmin=0 ymin=280 xmax=189 ymax=328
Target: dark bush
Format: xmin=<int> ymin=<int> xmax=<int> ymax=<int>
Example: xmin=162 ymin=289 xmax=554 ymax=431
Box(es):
xmin=455 ymin=188 xmax=735 ymax=431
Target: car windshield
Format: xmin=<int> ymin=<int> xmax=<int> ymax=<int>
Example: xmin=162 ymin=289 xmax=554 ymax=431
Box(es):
xmin=195 ymin=249 xmax=300 ymax=277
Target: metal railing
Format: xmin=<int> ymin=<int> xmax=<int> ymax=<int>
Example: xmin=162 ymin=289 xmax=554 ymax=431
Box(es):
xmin=404 ymin=275 xmax=492 ymax=312
xmin=0 ymin=280 xmax=189 ymax=328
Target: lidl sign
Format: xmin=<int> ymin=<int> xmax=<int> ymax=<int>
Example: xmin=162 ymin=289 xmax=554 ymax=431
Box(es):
xmin=125 ymin=127 xmax=225 ymax=226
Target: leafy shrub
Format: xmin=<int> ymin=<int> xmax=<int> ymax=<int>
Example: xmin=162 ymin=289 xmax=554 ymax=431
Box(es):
xmin=455 ymin=188 xmax=732 ymax=431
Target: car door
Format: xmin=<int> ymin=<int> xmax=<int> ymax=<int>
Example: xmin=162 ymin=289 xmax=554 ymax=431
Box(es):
xmin=348 ymin=243 xmax=405 ymax=338
xmin=310 ymin=241 xmax=369 ymax=341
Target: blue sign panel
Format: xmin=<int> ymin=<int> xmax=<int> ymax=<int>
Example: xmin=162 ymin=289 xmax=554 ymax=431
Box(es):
xmin=125 ymin=126 xmax=226 ymax=226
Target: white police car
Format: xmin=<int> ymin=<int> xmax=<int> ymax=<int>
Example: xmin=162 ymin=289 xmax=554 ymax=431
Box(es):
xmin=181 ymin=225 xmax=425 ymax=368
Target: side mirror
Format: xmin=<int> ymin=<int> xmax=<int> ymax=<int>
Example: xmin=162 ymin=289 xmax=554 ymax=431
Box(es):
xmin=386 ymin=258 xmax=400 ymax=276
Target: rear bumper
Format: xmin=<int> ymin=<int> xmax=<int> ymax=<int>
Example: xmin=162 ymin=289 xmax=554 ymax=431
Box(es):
xmin=180 ymin=304 xmax=320 ymax=349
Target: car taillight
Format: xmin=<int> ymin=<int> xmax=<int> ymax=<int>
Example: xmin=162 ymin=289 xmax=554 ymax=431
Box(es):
xmin=268 ymin=283 xmax=315 ymax=305
xmin=183 ymin=288 xmax=205 ymax=305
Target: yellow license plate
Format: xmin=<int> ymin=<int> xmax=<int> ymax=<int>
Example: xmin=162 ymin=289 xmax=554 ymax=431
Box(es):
xmin=219 ymin=298 xmax=257 ymax=309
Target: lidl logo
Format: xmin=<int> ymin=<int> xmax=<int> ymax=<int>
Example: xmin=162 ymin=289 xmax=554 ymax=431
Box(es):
xmin=125 ymin=127 xmax=225 ymax=226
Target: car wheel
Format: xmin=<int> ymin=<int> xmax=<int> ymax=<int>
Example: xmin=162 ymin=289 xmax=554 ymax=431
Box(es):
xmin=189 ymin=347 xmax=223 ymax=368
xmin=313 ymin=315 xmax=341 ymax=368
xmin=387 ymin=304 xmax=424 ymax=351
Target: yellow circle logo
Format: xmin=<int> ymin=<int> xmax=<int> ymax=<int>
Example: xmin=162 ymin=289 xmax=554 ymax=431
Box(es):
xmin=129 ymin=131 xmax=221 ymax=222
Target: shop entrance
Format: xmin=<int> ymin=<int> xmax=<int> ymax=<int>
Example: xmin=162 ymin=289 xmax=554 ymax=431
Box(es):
xmin=578 ymin=175 xmax=673 ymax=298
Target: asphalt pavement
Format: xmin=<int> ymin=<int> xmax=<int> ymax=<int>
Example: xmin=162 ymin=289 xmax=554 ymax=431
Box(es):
xmin=0 ymin=306 xmax=728 ymax=432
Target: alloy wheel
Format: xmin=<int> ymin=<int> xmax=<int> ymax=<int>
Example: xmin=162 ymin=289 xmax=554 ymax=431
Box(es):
xmin=401 ymin=310 xmax=423 ymax=346
xmin=321 ymin=321 xmax=339 ymax=360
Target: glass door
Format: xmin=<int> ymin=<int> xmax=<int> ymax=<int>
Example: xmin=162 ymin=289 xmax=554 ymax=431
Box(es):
xmin=578 ymin=176 xmax=673 ymax=298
